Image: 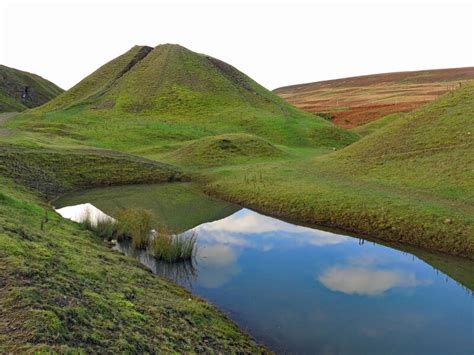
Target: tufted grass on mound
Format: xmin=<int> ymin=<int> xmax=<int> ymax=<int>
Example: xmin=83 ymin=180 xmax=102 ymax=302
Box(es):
xmin=165 ymin=133 xmax=286 ymax=167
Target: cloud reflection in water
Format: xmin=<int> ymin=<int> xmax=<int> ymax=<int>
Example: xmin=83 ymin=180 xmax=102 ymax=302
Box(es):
xmin=192 ymin=209 xmax=351 ymax=288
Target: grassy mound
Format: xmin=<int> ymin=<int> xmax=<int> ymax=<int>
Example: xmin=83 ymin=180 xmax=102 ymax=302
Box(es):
xmin=0 ymin=178 xmax=265 ymax=352
xmin=0 ymin=65 xmax=63 ymax=112
xmin=166 ymin=133 xmax=285 ymax=167
xmin=0 ymin=143 xmax=183 ymax=198
xmin=205 ymin=82 xmax=474 ymax=258
xmin=8 ymin=44 xmax=357 ymax=153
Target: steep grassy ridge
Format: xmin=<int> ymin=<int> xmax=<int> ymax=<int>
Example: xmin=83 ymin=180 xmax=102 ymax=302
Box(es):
xmin=274 ymin=67 xmax=474 ymax=128
xmin=0 ymin=65 xmax=63 ymax=112
xmin=206 ymin=83 xmax=474 ymax=258
xmin=0 ymin=177 xmax=264 ymax=352
xmin=39 ymin=46 xmax=152 ymax=112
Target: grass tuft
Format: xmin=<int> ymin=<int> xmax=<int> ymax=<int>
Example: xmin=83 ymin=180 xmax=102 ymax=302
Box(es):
xmin=150 ymin=226 xmax=197 ymax=262
xmin=116 ymin=208 xmax=152 ymax=249
xmin=79 ymin=210 xmax=117 ymax=240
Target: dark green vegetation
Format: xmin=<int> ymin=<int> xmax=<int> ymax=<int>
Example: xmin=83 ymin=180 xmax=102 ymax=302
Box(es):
xmin=110 ymin=206 xmax=197 ymax=262
xmin=0 ymin=178 xmax=265 ymax=352
xmin=0 ymin=65 xmax=63 ymax=112
xmin=205 ymin=82 xmax=474 ymax=259
xmin=115 ymin=208 xmax=153 ymax=249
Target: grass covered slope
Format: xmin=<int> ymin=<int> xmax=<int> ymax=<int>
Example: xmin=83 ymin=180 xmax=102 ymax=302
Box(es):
xmin=0 ymin=143 xmax=183 ymax=198
xmin=166 ymin=133 xmax=285 ymax=167
xmin=39 ymin=46 xmax=153 ymax=112
xmin=0 ymin=178 xmax=264 ymax=352
xmin=206 ymin=83 xmax=474 ymax=258
xmin=274 ymin=67 xmax=474 ymax=128
xmin=0 ymin=65 xmax=63 ymax=112
xmin=9 ymin=44 xmax=357 ymax=153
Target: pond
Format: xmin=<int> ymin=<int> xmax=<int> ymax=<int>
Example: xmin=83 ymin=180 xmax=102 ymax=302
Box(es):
xmin=55 ymin=183 xmax=474 ymax=355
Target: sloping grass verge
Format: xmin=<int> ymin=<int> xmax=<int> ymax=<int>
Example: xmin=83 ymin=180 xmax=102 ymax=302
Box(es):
xmin=0 ymin=177 xmax=265 ymax=352
xmin=0 ymin=143 xmax=184 ymax=198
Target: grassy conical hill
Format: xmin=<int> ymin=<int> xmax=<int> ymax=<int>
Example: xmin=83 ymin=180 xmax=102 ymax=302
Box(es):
xmin=21 ymin=44 xmax=357 ymax=152
xmin=0 ymin=65 xmax=63 ymax=112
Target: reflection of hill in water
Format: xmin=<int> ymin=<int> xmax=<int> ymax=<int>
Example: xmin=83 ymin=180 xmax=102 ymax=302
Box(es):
xmin=54 ymin=182 xmax=241 ymax=231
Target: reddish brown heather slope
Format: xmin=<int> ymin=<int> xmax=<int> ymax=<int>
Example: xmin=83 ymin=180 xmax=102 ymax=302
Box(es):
xmin=274 ymin=67 xmax=474 ymax=128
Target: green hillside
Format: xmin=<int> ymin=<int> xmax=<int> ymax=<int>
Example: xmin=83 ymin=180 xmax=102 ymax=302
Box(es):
xmin=206 ymin=82 xmax=474 ymax=258
xmin=7 ymin=44 xmax=356 ymax=153
xmin=0 ymin=65 xmax=63 ymax=112
xmin=165 ymin=133 xmax=285 ymax=167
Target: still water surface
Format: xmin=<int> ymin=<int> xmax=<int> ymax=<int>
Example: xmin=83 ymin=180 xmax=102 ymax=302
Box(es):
xmin=55 ymin=185 xmax=473 ymax=355
xmin=116 ymin=208 xmax=473 ymax=355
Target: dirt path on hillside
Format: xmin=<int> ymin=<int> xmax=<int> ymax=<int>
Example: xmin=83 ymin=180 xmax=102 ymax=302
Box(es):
xmin=0 ymin=112 xmax=18 ymax=124
xmin=0 ymin=112 xmax=18 ymax=136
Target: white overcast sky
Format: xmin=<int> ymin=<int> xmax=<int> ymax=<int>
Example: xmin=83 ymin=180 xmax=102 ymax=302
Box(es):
xmin=0 ymin=0 xmax=473 ymax=90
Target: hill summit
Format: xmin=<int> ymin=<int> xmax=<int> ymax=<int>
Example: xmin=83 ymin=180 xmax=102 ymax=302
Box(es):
xmin=41 ymin=44 xmax=294 ymax=115
xmin=33 ymin=44 xmax=357 ymax=150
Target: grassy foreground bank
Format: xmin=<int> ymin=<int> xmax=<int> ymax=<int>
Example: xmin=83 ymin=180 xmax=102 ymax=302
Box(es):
xmin=0 ymin=177 xmax=265 ymax=352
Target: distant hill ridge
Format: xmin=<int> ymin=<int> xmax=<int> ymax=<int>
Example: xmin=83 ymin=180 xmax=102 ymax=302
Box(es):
xmin=274 ymin=67 xmax=474 ymax=128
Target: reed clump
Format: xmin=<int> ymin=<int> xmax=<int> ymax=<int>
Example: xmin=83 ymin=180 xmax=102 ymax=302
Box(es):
xmin=116 ymin=208 xmax=152 ymax=249
xmin=150 ymin=225 xmax=197 ymax=262
xmin=79 ymin=207 xmax=196 ymax=262
xmin=79 ymin=210 xmax=117 ymax=240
